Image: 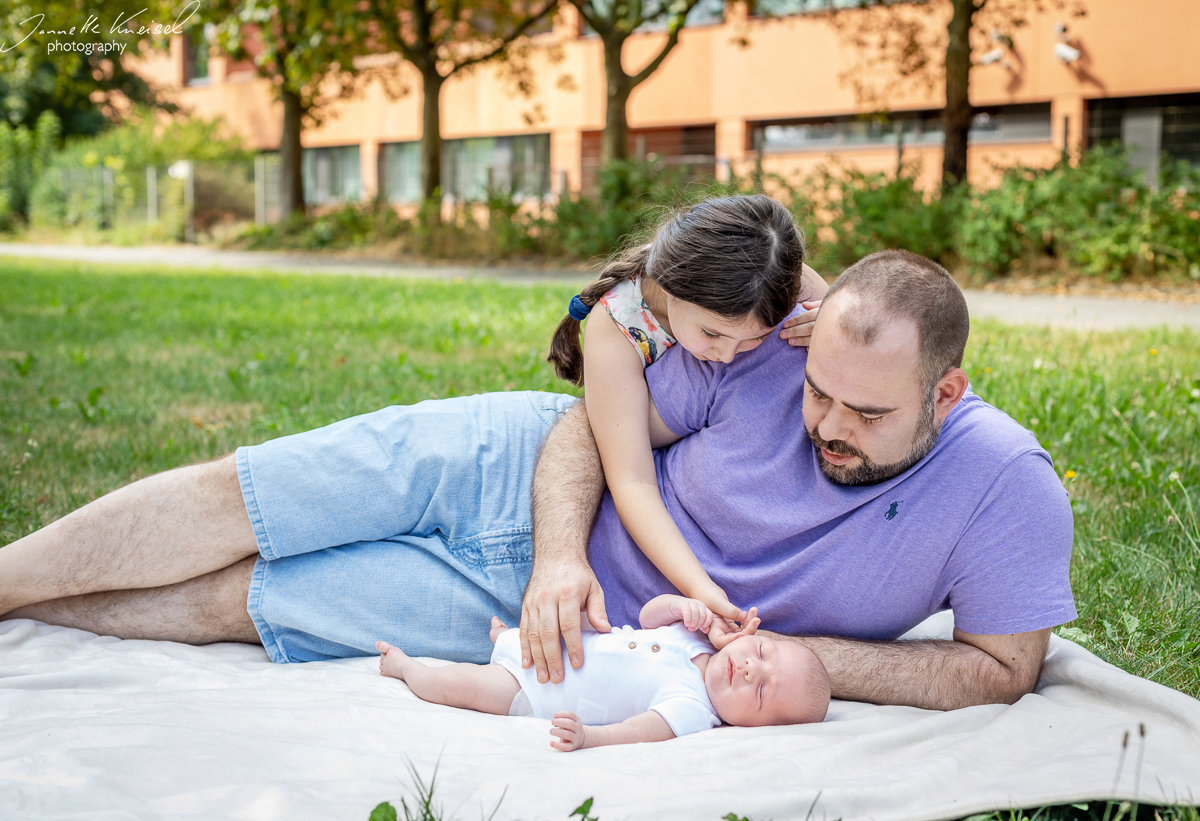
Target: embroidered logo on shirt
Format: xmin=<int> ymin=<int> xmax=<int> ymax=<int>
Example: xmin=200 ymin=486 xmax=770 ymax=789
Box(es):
xmin=885 ymin=501 xmax=902 ymax=520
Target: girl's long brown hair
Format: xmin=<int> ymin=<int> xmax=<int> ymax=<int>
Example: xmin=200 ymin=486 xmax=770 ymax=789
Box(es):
xmin=546 ymin=194 xmax=805 ymax=386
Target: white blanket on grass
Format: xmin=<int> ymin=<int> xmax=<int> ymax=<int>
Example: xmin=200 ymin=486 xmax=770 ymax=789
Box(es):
xmin=2 ymin=612 xmax=1198 ymax=821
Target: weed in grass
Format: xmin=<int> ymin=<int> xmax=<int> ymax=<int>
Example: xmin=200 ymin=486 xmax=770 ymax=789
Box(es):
xmin=571 ymin=798 xmax=598 ymax=821
xmin=360 ymin=797 xmax=1199 ymax=821
xmin=10 ymin=352 xmax=34 ymax=377
xmin=964 ymin=321 xmax=1200 ymax=696
xmin=370 ymin=760 xmax=507 ymax=821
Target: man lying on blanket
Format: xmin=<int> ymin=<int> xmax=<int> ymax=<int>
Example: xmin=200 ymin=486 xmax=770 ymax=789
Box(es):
xmin=0 ymin=250 xmax=1074 ymax=711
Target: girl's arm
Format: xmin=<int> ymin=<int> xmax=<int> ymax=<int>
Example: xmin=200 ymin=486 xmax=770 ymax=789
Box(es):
xmin=549 ymin=709 xmax=676 ymax=751
xmin=582 ymin=313 xmax=744 ymax=622
xmin=801 ymin=263 xmax=830 ymax=302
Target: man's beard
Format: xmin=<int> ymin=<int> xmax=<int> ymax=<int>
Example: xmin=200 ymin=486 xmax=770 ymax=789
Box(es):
xmin=807 ymin=389 xmax=941 ymax=486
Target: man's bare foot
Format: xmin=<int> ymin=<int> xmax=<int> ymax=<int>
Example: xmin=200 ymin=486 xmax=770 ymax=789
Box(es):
xmin=376 ymin=640 xmax=410 ymax=680
xmin=489 ymin=616 xmax=509 ymax=644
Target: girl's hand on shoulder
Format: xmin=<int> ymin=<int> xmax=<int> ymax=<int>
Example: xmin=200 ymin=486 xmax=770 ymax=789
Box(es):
xmin=779 ymin=300 xmax=822 ymax=348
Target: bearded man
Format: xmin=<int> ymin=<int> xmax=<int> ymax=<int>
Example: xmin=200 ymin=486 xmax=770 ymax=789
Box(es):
xmin=0 ymin=250 xmax=1073 ymax=710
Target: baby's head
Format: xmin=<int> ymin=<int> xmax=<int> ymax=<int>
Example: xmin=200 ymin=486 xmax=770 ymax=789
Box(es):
xmin=702 ymin=634 xmax=830 ymax=728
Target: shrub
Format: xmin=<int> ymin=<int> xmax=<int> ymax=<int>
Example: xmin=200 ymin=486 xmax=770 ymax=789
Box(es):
xmin=27 ymin=107 xmax=248 ymax=233
xmin=802 ymin=160 xmax=958 ymax=268
xmin=0 ymin=111 xmax=60 ymax=228
xmin=955 ymin=164 xmax=1055 ymax=276
xmin=536 ymin=158 xmax=690 ymax=260
xmin=237 ymin=197 xmax=409 ymax=251
xmin=957 ymin=146 xmax=1200 ymax=280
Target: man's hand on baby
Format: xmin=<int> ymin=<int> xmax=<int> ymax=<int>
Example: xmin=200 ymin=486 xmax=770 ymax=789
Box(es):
xmin=707 ymin=606 xmax=761 ymax=650
xmin=520 ymin=557 xmax=610 ymax=685
xmin=549 ymin=711 xmax=587 ymax=752
xmin=779 ymin=300 xmax=822 ymax=347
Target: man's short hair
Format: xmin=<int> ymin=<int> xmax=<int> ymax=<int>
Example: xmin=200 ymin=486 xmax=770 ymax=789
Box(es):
xmin=823 ymin=250 xmax=970 ymax=390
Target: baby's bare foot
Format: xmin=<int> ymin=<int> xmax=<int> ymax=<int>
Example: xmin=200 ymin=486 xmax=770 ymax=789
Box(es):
xmin=376 ymin=641 xmax=410 ymax=680
xmin=489 ymin=616 xmax=509 ymax=644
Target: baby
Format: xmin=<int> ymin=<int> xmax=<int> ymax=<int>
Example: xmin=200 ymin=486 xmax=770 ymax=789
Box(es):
xmin=376 ymin=594 xmax=830 ymax=751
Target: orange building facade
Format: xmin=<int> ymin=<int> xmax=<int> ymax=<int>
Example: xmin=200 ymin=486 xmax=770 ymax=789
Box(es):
xmin=132 ymin=0 xmax=1200 ymax=206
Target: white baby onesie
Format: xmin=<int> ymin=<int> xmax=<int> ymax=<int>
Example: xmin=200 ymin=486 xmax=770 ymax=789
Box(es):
xmin=490 ymin=623 xmax=721 ymax=738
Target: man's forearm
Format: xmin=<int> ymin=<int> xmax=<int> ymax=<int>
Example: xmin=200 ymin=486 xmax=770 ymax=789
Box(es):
xmin=530 ymin=399 xmax=606 ymax=565
xmin=523 ymin=399 xmax=610 ymax=682
xmin=770 ymin=629 xmax=1048 ymax=711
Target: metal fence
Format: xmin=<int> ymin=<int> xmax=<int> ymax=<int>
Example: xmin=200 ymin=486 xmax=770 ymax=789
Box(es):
xmin=43 ymin=159 xmax=260 ymax=240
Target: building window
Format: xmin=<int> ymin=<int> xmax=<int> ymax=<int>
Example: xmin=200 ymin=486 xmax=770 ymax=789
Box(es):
xmin=749 ymin=104 xmax=1052 ymax=153
xmin=380 ymin=142 xmax=422 ymax=204
xmin=648 ymin=0 xmax=725 ymax=29
xmin=185 ymin=24 xmax=213 ymax=85
xmin=381 ymin=135 xmax=551 ymax=203
xmin=580 ymin=125 xmax=717 ymax=192
xmin=749 ymin=0 xmax=884 ymax=17
xmin=302 ymin=145 xmax=362 ymax=205
xmin=1088 ymin=93 xmax=1200 ymax=180
xmin=582 ymin=0 xmax=724 ymax=35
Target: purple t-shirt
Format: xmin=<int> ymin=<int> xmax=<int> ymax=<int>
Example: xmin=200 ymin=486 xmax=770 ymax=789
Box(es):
xmin=588 ymin=322 xmax=1077 ymax=639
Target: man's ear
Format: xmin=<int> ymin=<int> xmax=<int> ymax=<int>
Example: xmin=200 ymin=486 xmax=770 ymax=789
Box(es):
xmin=933 ymin=367 xmax=969 ymax=422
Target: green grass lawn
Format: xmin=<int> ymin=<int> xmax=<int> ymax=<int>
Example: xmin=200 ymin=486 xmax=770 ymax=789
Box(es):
xmin=1 ymin=256 xmax=1197 ymax=699
xmin=2 ymin=257 xmax=1199 ymax=820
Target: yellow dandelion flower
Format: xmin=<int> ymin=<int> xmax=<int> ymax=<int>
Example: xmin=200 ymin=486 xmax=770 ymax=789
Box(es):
xmin=1064 ymin=470 xmax=1077 ymax=479
xmin=1150 ymin=348 xmax=1158 ymax=356
xmin=984 ymin=367 xmax=992 ymax=373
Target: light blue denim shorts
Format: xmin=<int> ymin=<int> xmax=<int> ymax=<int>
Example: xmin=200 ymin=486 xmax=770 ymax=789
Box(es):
xmin=235 ymin=390 xmax=577 ymax=663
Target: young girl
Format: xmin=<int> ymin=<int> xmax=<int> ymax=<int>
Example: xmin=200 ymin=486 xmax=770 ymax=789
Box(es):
xmin=376 ymin=595 xmax=830 ymax=751
xmin=546 ymin=195 xmax=828 ymax=623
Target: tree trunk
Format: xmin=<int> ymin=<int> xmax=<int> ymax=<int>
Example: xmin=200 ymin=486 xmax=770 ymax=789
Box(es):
xmin=420 ymin=70 xmax=445 ymax=217
xmin=279 ymin=87 xmax=306 ymax=219
xmin=601 ymin=36 xmax=632 ymax=163
xmin=942 ymin=0 xmax=975 ymax=191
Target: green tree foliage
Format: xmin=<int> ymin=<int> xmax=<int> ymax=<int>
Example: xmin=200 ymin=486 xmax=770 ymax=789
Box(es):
xmin=0 ymin=1 xmax=179 ymax=138
xmin=365 ymin=0 xmax=559 ymax=213
xmin=569 ymin=0 xmax=702 ymax=164
xmin=0 ymin=110 xmax=61 ymax=227
xmin=753 ymin=0 xmax=1087 ymax=190
xmin=26 ymin=107 xmax=249 ymax=232
xmin=204 ymin=0 xmax=374 ymax=219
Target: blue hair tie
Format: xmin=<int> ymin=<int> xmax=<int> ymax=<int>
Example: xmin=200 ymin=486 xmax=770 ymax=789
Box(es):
xmin=568 ymin=295 xmax=592 ymax=321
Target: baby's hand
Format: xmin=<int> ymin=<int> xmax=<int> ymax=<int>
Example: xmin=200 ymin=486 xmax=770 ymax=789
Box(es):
xmin=550 ymin=711 xmax=587 ymax=752
xmin=707 ymin=606 xmax=761 ymax=650
xmin=779 ymin=300 xmax=822 ymax=347
xmin=672 ymin=598 xmax=715 ymax=633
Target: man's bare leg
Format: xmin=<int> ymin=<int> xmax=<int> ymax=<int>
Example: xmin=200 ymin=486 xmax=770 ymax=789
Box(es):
xmin=0 ymin=454 xmax=258 ymax=616
xmin=2 ymin=557 xmax=260 ymax=645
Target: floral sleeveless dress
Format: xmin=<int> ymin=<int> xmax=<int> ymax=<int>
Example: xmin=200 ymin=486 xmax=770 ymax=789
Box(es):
xmin=597 ymin=277 xmax=676 ymax=367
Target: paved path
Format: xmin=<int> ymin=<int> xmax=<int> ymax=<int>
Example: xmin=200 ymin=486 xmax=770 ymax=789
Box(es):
xmin=0 ymin=242 xmax=587 ymax=286
xmin=4 ymin=242 xmax=1199 ymax=332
